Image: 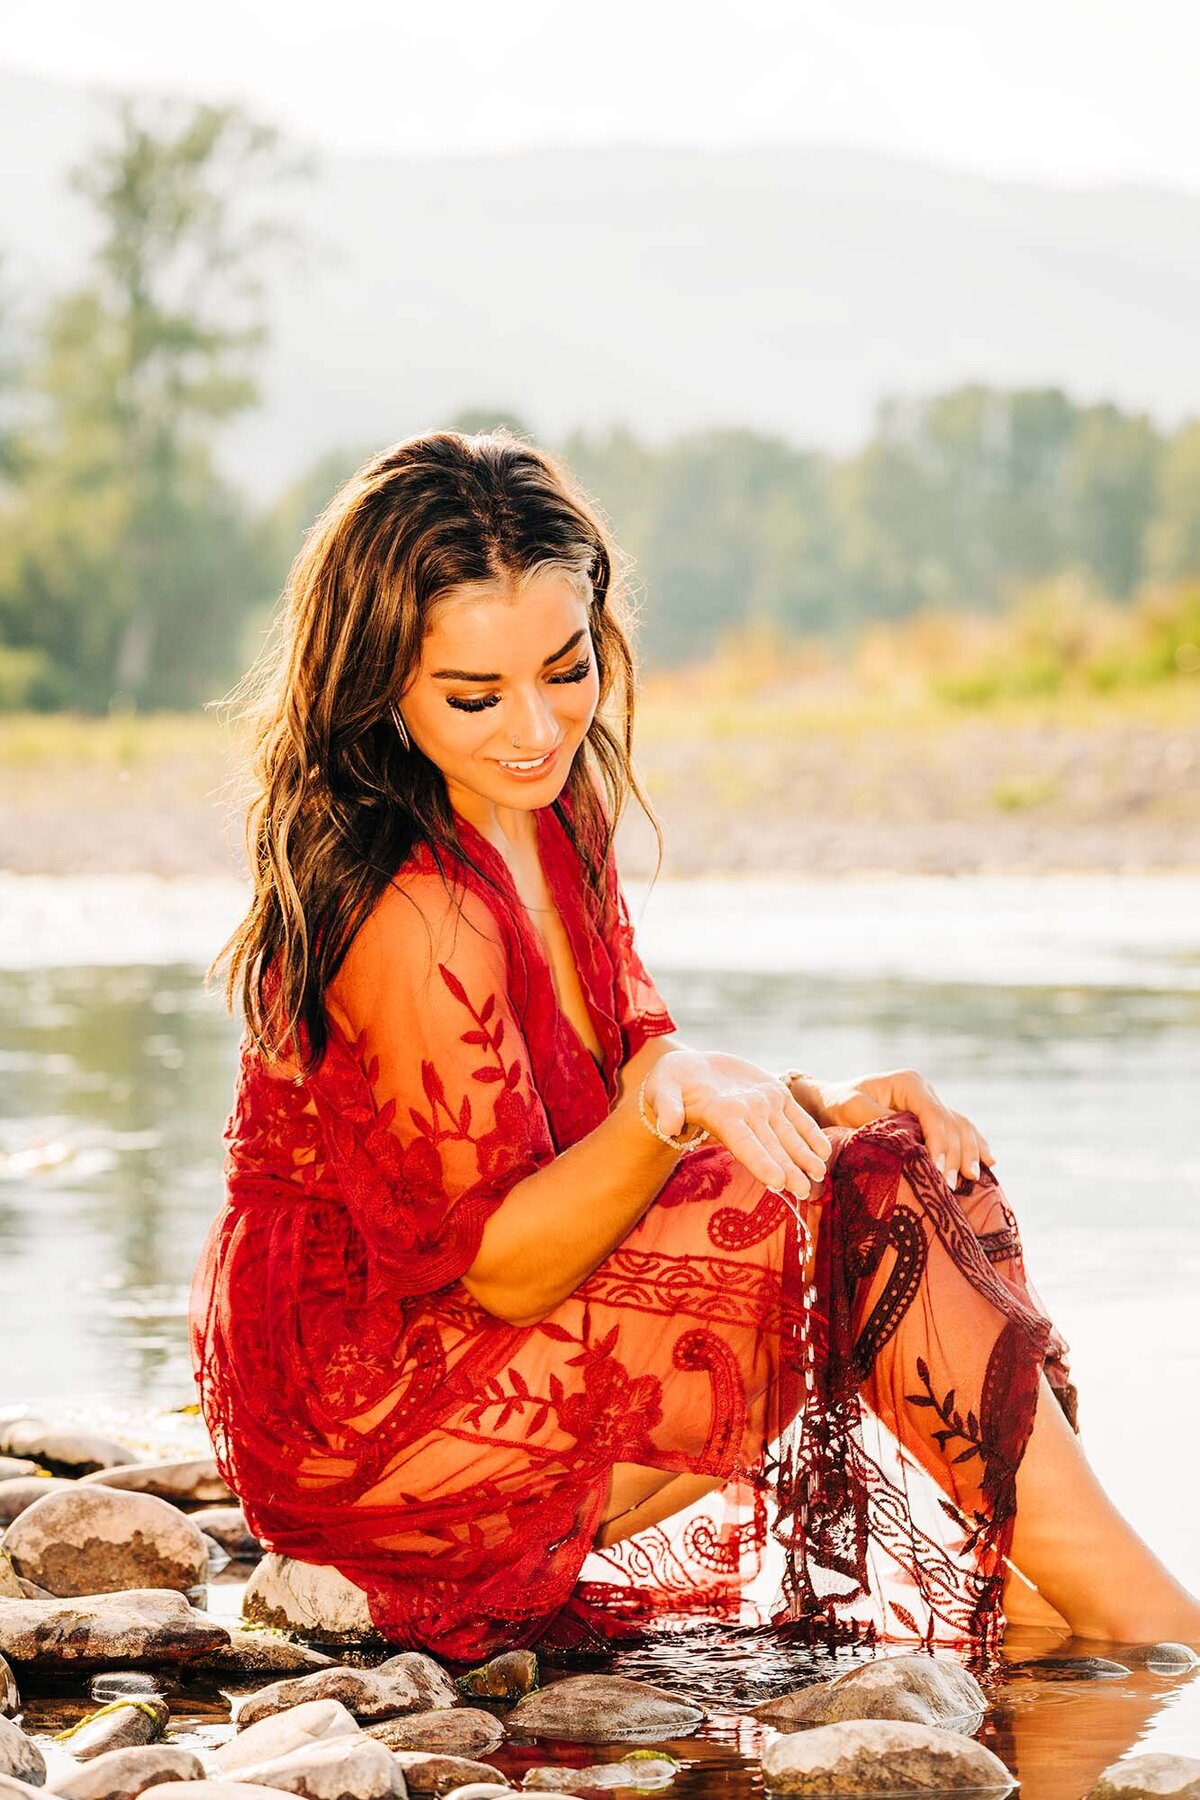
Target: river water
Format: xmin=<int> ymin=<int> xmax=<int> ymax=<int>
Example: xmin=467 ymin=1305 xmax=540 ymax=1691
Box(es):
xmin=2 ymin=870 xmax=1199 ymax=1794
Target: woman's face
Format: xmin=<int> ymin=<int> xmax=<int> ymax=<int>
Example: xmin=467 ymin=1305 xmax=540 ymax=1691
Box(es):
xmin=399 ymin=569 xmax=600 ymax=829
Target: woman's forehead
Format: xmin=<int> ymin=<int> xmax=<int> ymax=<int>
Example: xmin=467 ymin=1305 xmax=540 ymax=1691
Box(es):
xmin=422 ymin=572 xmax=589 ymax=666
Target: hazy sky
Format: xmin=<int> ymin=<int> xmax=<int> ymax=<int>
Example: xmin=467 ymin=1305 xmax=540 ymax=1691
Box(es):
xmin=3 ymin=0 xmax=1199 ymax=191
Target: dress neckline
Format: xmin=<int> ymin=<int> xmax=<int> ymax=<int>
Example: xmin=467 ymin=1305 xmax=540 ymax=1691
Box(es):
xmin=449 ymin=802 xmax=618 ymax=1095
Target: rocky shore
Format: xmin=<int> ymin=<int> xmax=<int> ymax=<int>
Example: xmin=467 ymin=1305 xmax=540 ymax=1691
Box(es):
xmin=1 ymin=702 xmax=1197 ymax=880
xmin=0 ymin=1413 xmax=1197 ymax=1800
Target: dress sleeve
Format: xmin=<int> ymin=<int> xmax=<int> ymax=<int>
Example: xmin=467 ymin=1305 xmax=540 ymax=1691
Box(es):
xmin=318 ymin=867 xmax=556 ymax=1298
xmin=605 ymin=858 xmax=679 ymax=1062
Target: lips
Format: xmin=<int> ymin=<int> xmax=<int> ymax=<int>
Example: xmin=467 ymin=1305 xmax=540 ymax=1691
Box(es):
xmin=493 ymin=744 xmax=561 ymax=777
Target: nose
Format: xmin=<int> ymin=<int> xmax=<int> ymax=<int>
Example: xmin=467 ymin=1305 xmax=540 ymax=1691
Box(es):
xmin=507 ymin=686 xmax=562 ymax=751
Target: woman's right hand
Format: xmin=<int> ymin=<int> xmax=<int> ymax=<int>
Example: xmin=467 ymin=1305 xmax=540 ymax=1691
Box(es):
xmin=643 ymin=1049 xmax=833 ymax=1197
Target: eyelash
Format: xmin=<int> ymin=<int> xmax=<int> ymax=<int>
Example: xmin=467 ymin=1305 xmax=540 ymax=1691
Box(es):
xmin=446 ymin=655 xmax=593 ymax=713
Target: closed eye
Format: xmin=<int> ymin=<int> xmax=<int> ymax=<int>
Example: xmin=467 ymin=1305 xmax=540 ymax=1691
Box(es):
xmin=447 ymin=655 xmax=593 ymax=713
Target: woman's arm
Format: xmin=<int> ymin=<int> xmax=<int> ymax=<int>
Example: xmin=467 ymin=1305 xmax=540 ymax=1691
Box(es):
xmin=463 ymin=1041 xmax=831 ymax=1327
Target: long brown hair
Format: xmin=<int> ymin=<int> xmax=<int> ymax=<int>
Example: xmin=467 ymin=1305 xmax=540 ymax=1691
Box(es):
xmin=214 ymin=428 xmax=662 ymax=1067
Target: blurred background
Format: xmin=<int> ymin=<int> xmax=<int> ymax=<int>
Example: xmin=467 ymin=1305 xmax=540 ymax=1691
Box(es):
xmin=1 ymin=0 xmax=1198 ymax=1669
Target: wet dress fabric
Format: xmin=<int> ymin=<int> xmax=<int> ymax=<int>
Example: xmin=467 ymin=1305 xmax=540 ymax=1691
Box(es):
xmin=190 ymin=793 xmax=1077 ymax=1663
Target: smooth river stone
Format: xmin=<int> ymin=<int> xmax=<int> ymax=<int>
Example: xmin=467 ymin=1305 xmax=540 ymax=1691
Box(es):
xmin=0 ymin=1425 xmax=137 ymax=1480
xmin=3 ymin=1487 xmax=209 ymax=1598
xmin=1122 ymin=1644 xmax=1200 ymax=1674
xmin=48 ymin=1744 xmax=205 ymax=1800
xmin=0 ymin=1590 xmax=229 ymax=1669
xmin=751 ymin=1653 xmax=987 ymax=1733
xmin=456 ymin=1651 xmax=537 ymax=1701
xmin=0 ymin=1471 xmax=38 ymax=1491
xmin=189 ymin=1631 xmax=335 ymax=1677
xmin=235 ymin=1662 xmax=456 ymax=1728
xmin=77 ymin=1463 xmax=234 ymax=1508
xmin=366 ymin=1712 xmax=504 ymax=1757
xmin=89 ymin=1673 xmax=163 ymax=1704
xmin=507 ymin=1675 xmax=704 ymax=1744
xmin=0 ymin=1655 xmax=17 ymax=1719
xmin=139 ymin=1786 xmax=295 ymax=1800
xmin=523 ymin=1755 xmax=679 ymax=1791
xmin=760 ymin=1719 xmax=1016 ymax=1796
xmin=1087 ymin=1754 xmax=1200 ymax=1798
xmin=389 ymin=1755 xmax=505 ymax=1799
xmin=0 ymin=1573 xmax=19 ymax=1607
xmin=241 ymin=1558 xmax=378 ymax=1645
xmin=214 ymin=1700 xmax=361 ymax=1775
xmin=0 ymin=1781 xmax=46 ymax=1800
xmin=0 ymin=1718 xmax=45 ymax=1787
xmin=189 ymin=1508 xmax=262 ymax=1562
xmin=0 ymin=1486 xmax=75 ymax=1532
xmin=56 ymin=1696 xmax=169 ymax=1761
xmin=229 ymin=1738 xmax=408 ymax=1800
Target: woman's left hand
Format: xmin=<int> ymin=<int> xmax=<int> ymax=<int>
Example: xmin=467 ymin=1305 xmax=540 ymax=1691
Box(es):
xmin=795 ymin=1067 xmax=996 ymax=1190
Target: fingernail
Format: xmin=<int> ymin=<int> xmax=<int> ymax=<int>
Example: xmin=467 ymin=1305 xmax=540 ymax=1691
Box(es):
xmin=934 ymin=1153 xmax=945 ymax=1174
xmin=946 ymin=1168 xmax=958 ymax=1189
xmin=967 ymin=1160 xmax=980 ymax=1180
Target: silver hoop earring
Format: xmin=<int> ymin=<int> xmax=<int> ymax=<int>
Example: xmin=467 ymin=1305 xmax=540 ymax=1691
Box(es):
xmin=390 ymin=704 xmax=413 ymax=754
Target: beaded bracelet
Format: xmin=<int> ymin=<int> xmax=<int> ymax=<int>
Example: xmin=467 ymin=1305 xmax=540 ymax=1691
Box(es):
xmin=636 ymin=1075 xmax=712 ymax=1153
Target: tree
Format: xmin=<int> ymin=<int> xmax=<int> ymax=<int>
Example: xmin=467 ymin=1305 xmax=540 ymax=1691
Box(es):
xmin=0 ymin=96 xmax=303 ymax=709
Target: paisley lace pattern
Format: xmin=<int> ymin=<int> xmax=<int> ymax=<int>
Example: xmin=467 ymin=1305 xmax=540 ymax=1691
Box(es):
xmin=190 ymin=790 xmax=1075 ymax=1662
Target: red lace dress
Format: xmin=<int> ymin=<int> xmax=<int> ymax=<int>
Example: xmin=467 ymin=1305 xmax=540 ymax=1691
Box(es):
xmin=190 ymin=795 xmax=1076 ymax=1664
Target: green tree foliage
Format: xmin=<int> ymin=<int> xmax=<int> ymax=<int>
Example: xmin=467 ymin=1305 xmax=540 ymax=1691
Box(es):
xmin=0 ymin=97 xmax=300 ymax=709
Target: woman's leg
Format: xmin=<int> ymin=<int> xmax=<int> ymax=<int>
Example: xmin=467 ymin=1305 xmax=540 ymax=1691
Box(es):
xmin=597 ymin=1463 xmax=726 ymax=1547
xmin=836 ymin=1117 xmax=1200 ymax=1645
xmin=1008 ymin=1370 xmax=1200 ymax=1642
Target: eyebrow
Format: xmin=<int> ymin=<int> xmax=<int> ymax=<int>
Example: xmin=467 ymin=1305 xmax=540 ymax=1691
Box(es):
xmin=430 ymin=627 xmax=588 ymax=682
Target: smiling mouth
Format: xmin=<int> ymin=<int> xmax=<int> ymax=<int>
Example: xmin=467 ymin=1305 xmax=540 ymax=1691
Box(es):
xmin=494 ymin=747 xmax=560 ymax=772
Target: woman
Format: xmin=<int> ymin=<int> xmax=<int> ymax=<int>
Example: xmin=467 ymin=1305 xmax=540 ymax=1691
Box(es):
xmin=191 ymin=429 xmax=1200 ymax=1665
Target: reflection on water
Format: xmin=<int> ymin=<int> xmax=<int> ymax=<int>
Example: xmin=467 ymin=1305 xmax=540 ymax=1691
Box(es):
xmin=2 ymin=874 xmax=1199 ymax=1785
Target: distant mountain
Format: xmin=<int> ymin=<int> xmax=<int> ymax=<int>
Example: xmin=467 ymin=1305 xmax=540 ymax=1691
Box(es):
xmin=3 ymin=65 xmax=1200 ymax=498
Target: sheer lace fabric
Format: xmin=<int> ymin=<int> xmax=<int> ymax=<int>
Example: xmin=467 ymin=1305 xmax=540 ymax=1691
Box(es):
xmin=190 ymin=795 xmax=1075 ymax=1662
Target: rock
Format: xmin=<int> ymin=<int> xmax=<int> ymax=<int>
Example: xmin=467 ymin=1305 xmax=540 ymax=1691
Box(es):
xmin=48 ymin=1744 xmax=205 ymax=1800
xmin=14 ymin=1589 xmax=50 ymax=1606
xmin=438 ymin=1789 xmax=514 ymax=1800
xmin=0 ymin=1718 xmax=45 ymax=1787
xmin=523 ymin=1755 xmax=679 ymax=1790
xmin=0 ymin=1780 xmax=46 ymax=1800
xmin=0 ymin=1573 xmax=18 ymax=1607
xmin=230 ymin=1738 xmax=408 ymax=1800
xmin=214 ymin=1700 xmax=361 ymax=1775
xmin=54 ymin=1697 xmax=169 ymax=1760
xmin=760 ymin=1719 xmax=1015 ymax=1795
xmin=0 ymin=1485 xmax=75 ymax=1531
xmin=507 ymin=1676 xmax=704 ymax=1745
xmin=189 ymin=1632 xmax=335 ymax=1677
xmin=366 ymin=1713 xmax=504 ymax=1758
xmin=235 ymin=1663 xmax=455 ymax=1729
xmin=0 ymin=1425 xmax=137 ymax=1480
xmin=189 ymin=1509 xmax=262 ymax=1563
xmin=1122 ymin=1643 xmax=1200 ymax=1675
xmin=3 ymin=1487 xmax=210 ymax=1599
xmin=90 ymin=1672 xmax=164 ymax=1703
xmin=0 ymin=1589 xmax=229 ymax=1669
xmin=457 ymin=1653 xmax=537 ymax=1702
xmin=242 ymin=1558 xmax=379 ymax=1646
xmin=456 ymin=1648 xmax=536 ymax=1706
xmin=0 ymin=1655 xmax=17 ymax=1719
xmin=390 ymin=1757 xmax=504 ymax=1799
xmin=140 ymin=1786 xmax=296 ymax=1800
xmin=1086 ymin=1755 xmax=1200 ymax=1797
xmin=1007 ymin=1654 xmax=1130 ymax=1681
xmin=0 ymin=1469 xmax=39 ymax=1489
xmin=438 ymin=1788 xmax=514 ymax=1800
xmin=751 ymin=1654 xmax=986 ymax=1733
xmin=77 ymin=1463 xmax=234 ymax=1508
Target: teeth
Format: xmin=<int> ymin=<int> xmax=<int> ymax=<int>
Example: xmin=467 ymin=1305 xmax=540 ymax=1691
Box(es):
xmin=498 ymin=752 xmax=553 ymax=770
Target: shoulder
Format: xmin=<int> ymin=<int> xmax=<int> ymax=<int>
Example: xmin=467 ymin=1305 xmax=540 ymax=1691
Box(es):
xmin=330 ymin=857 xmax=508 ymax=1024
